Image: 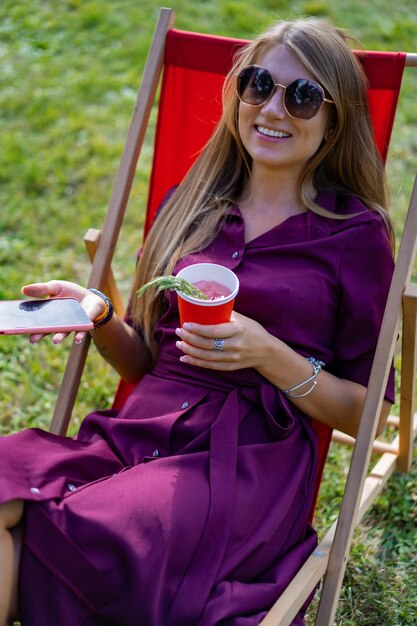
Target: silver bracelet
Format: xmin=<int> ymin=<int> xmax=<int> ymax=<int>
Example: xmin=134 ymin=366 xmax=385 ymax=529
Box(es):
xmin=282 ymin=357 xmax=325 ymax=399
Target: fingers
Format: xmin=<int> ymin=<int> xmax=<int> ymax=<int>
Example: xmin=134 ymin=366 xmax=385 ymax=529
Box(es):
xmin=175 ymin=326 xmax=237 ymax=371
xmin=177 ymin=311 xmax=243 ymax=341
xmin=22 ymin=280 xmax=87 ymax=302
xmin=176 ymin=319 xmax=239 ymax=356
xmin=52 ymin=332 xmax=87 ymax=346
xmin=175 ymin=327 xmax=230 ymax=352
xmin=22 ymin=281 xmax=63 ymax=298
xmin=51 ymin=332 xmax=71 ymax=344
xmin=176 ymin=312 xmax=268 ymax=371
xmin=176 ymin=341 xmax=234 ymax=370
xmin=175 ymin=338 xmax=231 ymax=360
xmin=74 ymin=331 xmax=87 ymax=345
xmin=181 ymin=321 xmax=235 ymax=339
xmin=29 ymin=333 xmax=46 ymax=344
xmin=29 ymin=331 xmax=77 ymax=345
xmin=22 ymin=282 xmax=104 ymax=321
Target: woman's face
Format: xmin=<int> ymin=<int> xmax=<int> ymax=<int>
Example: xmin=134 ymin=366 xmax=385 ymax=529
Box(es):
xmin=238 ymin=45 xmax=331 ymax=180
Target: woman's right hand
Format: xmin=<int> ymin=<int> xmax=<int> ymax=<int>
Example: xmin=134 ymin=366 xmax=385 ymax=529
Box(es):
xmin=21 ymin=280 xmax=106 ymax=345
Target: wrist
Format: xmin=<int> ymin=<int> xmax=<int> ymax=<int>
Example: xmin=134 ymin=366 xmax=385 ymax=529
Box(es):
xmin=255 ymin=333 xmax=285 ymax=378
xmin=282 ymin=357 xmax=325 ymax=398
xmin=88 ymin=288 xmax=114 ymax=329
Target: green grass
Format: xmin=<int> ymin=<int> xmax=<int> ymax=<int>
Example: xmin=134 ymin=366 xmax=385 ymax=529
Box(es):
xmin=1 ymin=1 xmax=416 ymax=624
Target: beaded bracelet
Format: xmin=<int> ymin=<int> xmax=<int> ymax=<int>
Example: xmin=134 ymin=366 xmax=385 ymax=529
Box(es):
xmin=88 ymin=288 xmax=114 ymax=329
xmin=282 ymin=357 xmax=325 ymax=398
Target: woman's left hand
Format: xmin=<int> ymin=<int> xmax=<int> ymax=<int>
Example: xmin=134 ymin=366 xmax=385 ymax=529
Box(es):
xmin=174 ymin=311 xmax=272 ymax=371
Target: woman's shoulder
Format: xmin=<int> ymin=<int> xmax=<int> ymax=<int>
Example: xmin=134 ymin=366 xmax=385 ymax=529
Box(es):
xmin=318 ymin=189 xmax=379 ymax=218
xmin=316 ymin=189 xmax=391 ymax=239
xmin=309 ymin=190 xmax=393 ymax=269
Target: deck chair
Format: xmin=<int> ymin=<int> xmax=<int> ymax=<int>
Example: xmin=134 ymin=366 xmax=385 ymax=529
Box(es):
xmin=49 ymin=8 xmax=417 ymax=625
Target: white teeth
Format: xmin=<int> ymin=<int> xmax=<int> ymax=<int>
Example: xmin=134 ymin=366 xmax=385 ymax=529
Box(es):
xmin=257 ymin=125 xmax=290 ymax=138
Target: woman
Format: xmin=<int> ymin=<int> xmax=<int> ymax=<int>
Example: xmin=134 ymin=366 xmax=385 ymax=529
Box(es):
xmin=0 ymin=17 xmax=394 ymax=626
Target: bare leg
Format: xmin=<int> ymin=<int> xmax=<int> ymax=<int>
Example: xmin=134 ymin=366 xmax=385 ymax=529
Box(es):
xmin=10 ymin=523 xmax=23 ymax=622
xmin=0 ymin=501 xmax=24 ymax=626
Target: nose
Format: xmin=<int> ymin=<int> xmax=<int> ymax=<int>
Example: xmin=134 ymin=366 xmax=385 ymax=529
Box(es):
xmin=260 ymin=85 xmax=286 ymax=118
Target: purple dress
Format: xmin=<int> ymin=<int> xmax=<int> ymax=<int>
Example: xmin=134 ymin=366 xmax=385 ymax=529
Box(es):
xmin=1 ymin=191 xmax=394 ymax=625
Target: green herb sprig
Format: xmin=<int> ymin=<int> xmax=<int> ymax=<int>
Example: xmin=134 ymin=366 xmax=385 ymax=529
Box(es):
xmin=137 ymin=275 xmax=209 ymax=300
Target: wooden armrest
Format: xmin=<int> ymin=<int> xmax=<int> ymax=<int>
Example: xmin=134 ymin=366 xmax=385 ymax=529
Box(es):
xmin=84 ymin=228 xmax=125 ymax=318
xmin=331 ymin=429 xmax=399 ymax=455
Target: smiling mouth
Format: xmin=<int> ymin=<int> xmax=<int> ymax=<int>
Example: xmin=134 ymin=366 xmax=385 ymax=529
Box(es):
xmin=256 ymin=125 xmax=291 ymax=138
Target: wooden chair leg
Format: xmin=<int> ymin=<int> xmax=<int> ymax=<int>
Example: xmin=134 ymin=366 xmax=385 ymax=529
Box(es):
xmin=84 ymin=228 xmax=125 ymax=318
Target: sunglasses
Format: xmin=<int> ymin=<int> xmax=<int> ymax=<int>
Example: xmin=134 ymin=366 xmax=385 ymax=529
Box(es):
xmin=236 ymin=65 xmax=334 ymax=120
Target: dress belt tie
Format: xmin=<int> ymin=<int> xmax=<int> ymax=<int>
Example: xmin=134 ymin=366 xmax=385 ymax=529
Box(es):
xmin=160 ymin=353 xmax=296 ymax=624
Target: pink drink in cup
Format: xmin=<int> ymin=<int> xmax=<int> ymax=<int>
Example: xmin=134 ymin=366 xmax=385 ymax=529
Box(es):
xmin=176 ymin=263 xmax=239 ymax=325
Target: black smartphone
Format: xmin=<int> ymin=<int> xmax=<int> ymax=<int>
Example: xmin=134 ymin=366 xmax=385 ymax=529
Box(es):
xmin=0 ymin=298 xmax=94 ymax=335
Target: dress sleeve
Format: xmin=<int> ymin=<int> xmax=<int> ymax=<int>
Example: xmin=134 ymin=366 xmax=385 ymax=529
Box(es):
xmin=334 ymin=217 xmax=395 ymax=403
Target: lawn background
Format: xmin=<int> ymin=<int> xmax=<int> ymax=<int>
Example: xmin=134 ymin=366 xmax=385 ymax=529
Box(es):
xmin=0 ymin=1 xmax=416 ymax=624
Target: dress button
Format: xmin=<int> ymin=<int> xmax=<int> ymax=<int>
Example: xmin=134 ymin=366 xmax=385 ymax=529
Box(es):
xmin=181 ymin=401 xmax=189 ymax=409
xmin=232 ymin=251 xmax=239 ymax=259
xmin=67 ymin=483 xmax=77 ymax=492
xmin=152 ymin=449 xmax=161 ymax=457
xmin=30 ymin=487 xmax=41 ymax=495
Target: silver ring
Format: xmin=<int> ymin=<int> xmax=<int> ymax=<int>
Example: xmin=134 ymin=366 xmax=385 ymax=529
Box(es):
xmin=213 ymin=338 xmax=225 ymax=351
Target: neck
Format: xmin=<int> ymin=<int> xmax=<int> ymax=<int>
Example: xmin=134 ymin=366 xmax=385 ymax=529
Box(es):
xmin=237 ymin=169 xmax=314 ymax=244
xmin=239 ymin=169 xmax=307 ymax=216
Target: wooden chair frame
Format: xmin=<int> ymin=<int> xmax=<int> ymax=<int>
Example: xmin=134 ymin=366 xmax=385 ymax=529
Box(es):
xmin=49 ymin=8 xmax=417 ymax=625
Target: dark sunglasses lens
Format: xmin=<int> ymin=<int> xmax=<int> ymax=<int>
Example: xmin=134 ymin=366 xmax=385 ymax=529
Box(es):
xmin=238 ymin=67 xmax=274 ymax=105
xmin=285 ymin=79 xmax=324 ymax=119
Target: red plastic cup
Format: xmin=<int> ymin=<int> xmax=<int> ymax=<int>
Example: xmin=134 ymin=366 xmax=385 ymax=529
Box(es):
xmin=176 ymin=263 xmax=239 ymax=326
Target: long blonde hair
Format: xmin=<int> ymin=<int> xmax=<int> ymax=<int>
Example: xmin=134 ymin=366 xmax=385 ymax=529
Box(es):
xmin=131 ymin=17 xmax=392 ymax=344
